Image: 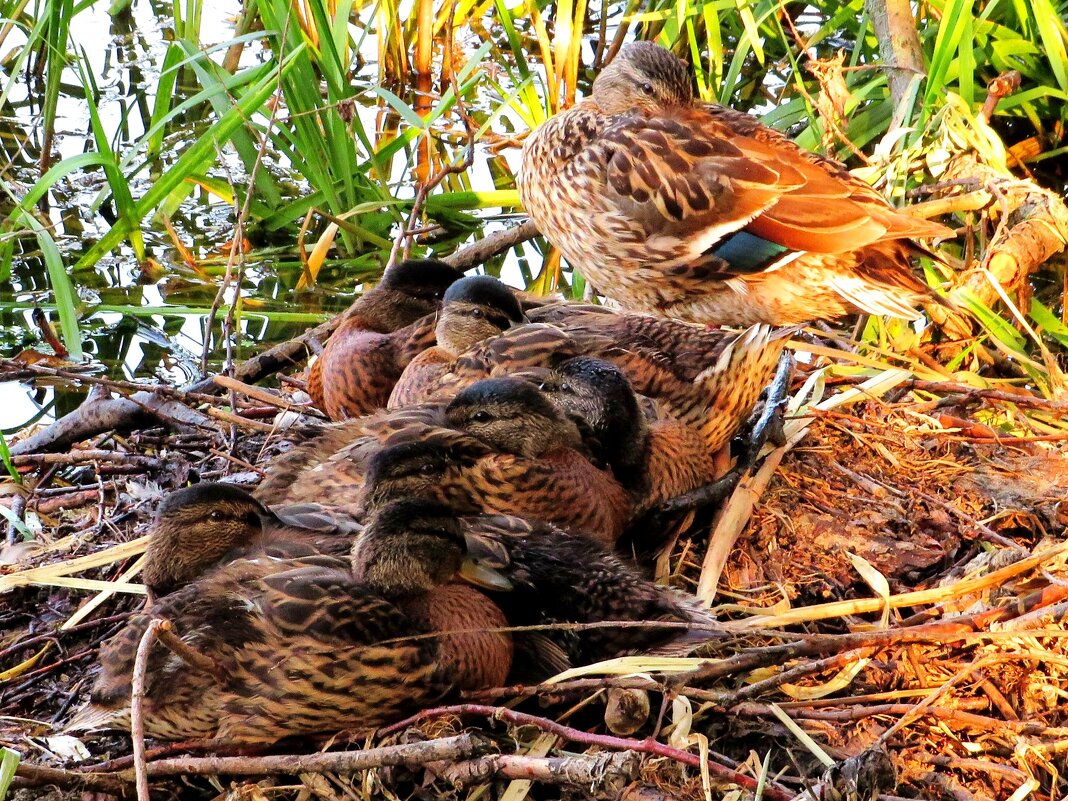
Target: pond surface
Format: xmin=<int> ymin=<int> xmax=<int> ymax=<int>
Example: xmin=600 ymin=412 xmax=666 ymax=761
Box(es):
xmin=0 ymin=0 xmax=556 ymax=432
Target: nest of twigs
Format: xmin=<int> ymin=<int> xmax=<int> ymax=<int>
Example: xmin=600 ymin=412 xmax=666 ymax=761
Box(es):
xmin=2 ymin=344 xmax=1068 ymax=801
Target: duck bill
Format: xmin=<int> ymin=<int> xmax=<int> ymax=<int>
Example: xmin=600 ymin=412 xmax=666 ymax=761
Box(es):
xmin=459 ymin=557 xmax=513 ymax=591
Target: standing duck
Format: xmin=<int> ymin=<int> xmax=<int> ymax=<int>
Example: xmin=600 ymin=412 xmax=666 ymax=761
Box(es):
xmin=520 ymin=41 xmax=953 ymax=325
xmin=308 ymin=258 xmax=464 ymax=419
xmin=67 ymin=495 xmax=512 ymax=743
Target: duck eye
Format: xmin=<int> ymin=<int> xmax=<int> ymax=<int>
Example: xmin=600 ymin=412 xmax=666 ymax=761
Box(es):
xmin=208 ymin=510 xmax=225 ymax=522
xmin=470 ymin=308 xmax=484 ymax=319
xmin=471 ymin=410 xmax=493 ymax=423
xmin=560 ymin=382 xmax=572 ymax=392
xmin=419 ymin=463 xmax=438 ymax=474
xmin=640 ymin=81 xmax=655 ymax=95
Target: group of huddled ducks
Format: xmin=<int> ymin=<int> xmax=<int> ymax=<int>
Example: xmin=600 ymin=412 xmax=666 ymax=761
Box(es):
xmin=68 ymin=259 xmax=793 ymax=743
xmin=68 ymin=34 xmax=956 ymax=746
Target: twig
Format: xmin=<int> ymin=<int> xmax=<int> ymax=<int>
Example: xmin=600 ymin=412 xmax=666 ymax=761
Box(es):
xmin=439 ymin=751 xmax=640 ymax=791
xmin=378 ymin=704 xmax=794 ymax=801
xmin=980 ymin=70 xmax=1022 ymax=123
xmin=864 ymin=0 xmax=925 ymax=109
xmin=731 ymin=700 xmax=1068 ymax=738
xmin=16 ymin=735 xmax=491 ymax=795
xmin=132 ymin=618 xmax=165 ymax=801
xmin=14 ymin=763 xmax=131 ymax=796
xmin=136 ymin=733 xmax=492 ymax=777
xmin=6 ymin=491 xmax=25 ymax=545
xmin=155 ymin=619 xmax=221 ymax=678
xmin=212 ymin=374 xmax=325 ymax=416
xmin=12 ymin=450 xmax=161 ymax=468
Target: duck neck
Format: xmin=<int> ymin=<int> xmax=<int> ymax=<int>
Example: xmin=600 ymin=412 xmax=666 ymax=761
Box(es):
xmin=602 ymin=422 xmax=652 ymax=494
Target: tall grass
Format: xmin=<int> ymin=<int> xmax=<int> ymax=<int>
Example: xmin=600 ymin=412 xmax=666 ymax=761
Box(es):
xmin=0 ymin=0 xmax=1063 ymax=370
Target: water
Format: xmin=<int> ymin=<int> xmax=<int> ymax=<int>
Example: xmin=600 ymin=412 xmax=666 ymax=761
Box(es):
xmin=0 ymin=0 xmax=546 ymax=433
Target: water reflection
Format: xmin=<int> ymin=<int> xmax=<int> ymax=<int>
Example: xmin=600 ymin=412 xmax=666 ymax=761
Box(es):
xmin=0 ymin=0 xmax=546 ymax=429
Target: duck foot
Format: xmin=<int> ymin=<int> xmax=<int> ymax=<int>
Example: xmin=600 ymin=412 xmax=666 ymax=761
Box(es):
xmin=654 ymin=468 xmax=745 ymax=516
xmin=655 ymin=351 xmax=794 ymax=517
xmin=731 ymin=349 xmax=793 ymax=472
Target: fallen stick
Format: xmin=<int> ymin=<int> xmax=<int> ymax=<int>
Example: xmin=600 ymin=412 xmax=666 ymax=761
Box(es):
xmin=378 ymin=703 xmax=794 ymax=801
xmin=13 ymin=763 xmax=132 ymax=796
xmin=14 ymin=733 xmax=493 ymax=795
xmin=439 ymin=750 xmax=640 ymax=792
xmin=11 ymin=392 xmax=214 ymax=455
xmin=136 ymin=733 xmax=493 ymax=778
xmin=132 ymin=618 xmax=164 ymax=801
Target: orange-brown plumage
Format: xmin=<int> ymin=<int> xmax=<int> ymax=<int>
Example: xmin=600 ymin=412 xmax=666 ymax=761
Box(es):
xmin=364 ymin=378 xmax=634 ymax=545
xmin=520 ymin=41 xmax=953 ymax=325
xmin=307 ymin=259 xmax=463 ymax=419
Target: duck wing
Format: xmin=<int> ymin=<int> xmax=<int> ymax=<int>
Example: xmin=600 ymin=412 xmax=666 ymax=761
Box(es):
xmin=600 ymin=107 xmax=950 ymax=276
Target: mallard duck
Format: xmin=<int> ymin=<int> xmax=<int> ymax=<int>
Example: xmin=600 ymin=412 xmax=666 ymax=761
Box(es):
xmin=458 ymin=511 xmax=720 ymax=676
xmin=387 ymin=275 xmax=527 ymax=408
xmin=260 ymin=371 xmax=633 ymax=538
xmin=361 ymin=379 xmax=632 ymax=544
xmin=307 ymin=258 xmax=464 ymax=420
xmin=520 ymin=41 xmax=954 ymax=326
xmin=389 ymin=275 xmax=790 ymax=452
xmin=67 ymin=496 xmax=512 ymax=743
xmin=528 ymin=356 xmax=719 ymax=513
xmin=143 ymin=482 xmax=360 ymax=601
xmin=254 ymin=404 xmax=448 ymax=506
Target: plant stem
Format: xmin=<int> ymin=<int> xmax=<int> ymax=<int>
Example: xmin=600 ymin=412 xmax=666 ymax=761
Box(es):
xmin=864 ymin=0 xmax=925 ymax=109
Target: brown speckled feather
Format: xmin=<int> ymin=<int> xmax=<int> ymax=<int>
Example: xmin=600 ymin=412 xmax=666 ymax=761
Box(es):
xmin=360 ymin=436 xmax=631 ymax=545
xmin=388 ymin=307 xmax=788 ymax=453
xmin=255 ymin=405 xmax=449 ymax=506
xmin=458 ymin=513 xmax=720 ymax=674
xmin=388 ymin=323 xmax=584 ymax=408
xmin=71 ymin=555 xmax=502 ymax=742
xmin=639 ymin=420 xmax=719 ymax=511
xmin=309 ymin=312 xmax=438 ymax=419
xmin=468 ymin=449 xmax=632 ymax=547
xmin=386 ymin=345 xmax=455 ymax=408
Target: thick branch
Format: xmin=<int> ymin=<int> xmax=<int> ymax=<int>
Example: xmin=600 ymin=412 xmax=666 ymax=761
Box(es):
xmin=946 ymin=155 xmax=1068 ymax=299
xmin=138 ymin=733 xmax=492 ymax=778
xmin=439 ymin=751 xmax=640 ymax=792
xmin=865 ymin=0 xmax=926 ymax=109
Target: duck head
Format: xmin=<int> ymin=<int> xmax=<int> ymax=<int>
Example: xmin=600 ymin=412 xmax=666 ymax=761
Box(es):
xmin=352 ymin=498 xmax=511 ymax=594
xmin=592 ymin=41 xmax=693 ymax=115
xmin=435 ymin=275 xmax=526 ymax=355
xmin=536 ymin=357 xmax=650 ymax=482
xmin=364 ymin=258 xmax=465 ymax=330
xmin=143 ymin=483 xmax=268 ymax=600
xmin=359 ymin=438 xmax=488 ymax=514
xmin=445 ymin=376 xmax=587 ymax=458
